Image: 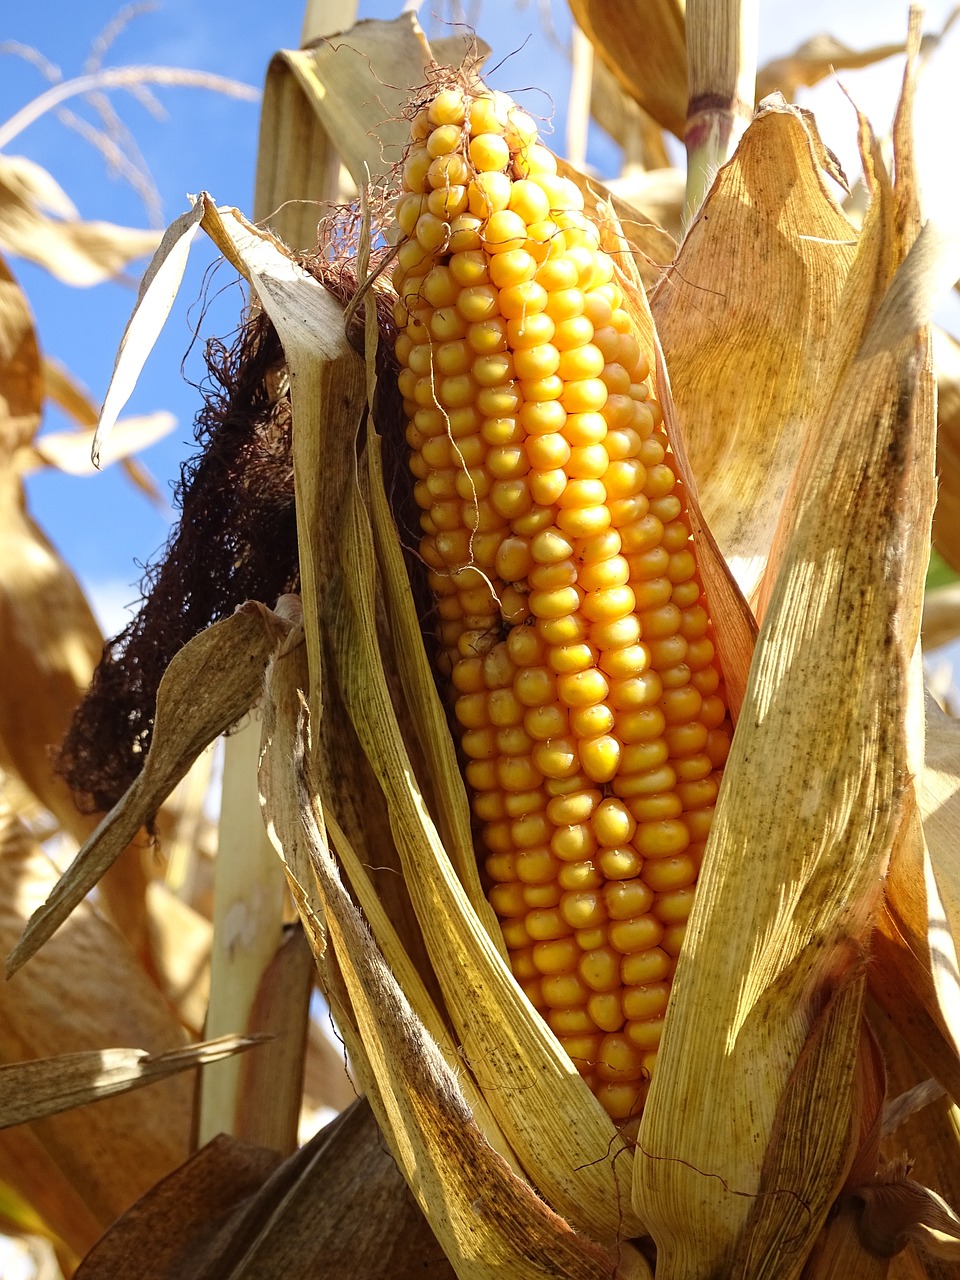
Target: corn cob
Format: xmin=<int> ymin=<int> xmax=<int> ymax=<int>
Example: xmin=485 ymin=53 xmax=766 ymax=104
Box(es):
xmin=391 ymin=82 xmax=732 ymax=1121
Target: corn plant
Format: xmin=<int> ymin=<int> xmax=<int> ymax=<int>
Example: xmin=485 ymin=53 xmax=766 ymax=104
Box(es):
xmin=4 ymin=2 xmax=960 ymax=1277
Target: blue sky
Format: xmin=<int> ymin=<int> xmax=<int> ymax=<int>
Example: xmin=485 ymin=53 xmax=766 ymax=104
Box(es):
xmin=3 ymin=0 xmax=958 ymax=637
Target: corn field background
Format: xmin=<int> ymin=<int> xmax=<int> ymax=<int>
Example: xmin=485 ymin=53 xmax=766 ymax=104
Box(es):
xmin=4 ymin=0 xmax=960 ymax=1277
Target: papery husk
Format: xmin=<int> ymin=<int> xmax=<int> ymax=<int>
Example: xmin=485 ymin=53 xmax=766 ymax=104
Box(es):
xmin=7 ymin=601 xmax=292 ymax=977
xmin=650 ymin=100 xmax=857 ymax=606
xmin=0 ymin=801 xmax=192 ymax=1258
xmin=255 ymin=14 xmax=487 ymax=251
xmin=633 ymin=195 xmax=938 ymax=1280
xmin=569 ymin=0 xmax=687 ymax=139
xmin=932 ymin=326 xmax=960 ymax=572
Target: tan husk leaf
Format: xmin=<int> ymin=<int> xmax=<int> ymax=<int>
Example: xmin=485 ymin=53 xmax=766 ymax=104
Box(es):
xmin=6 ymin=600 xmax=291 ymax=977
xmin=0 ymin=801 xmax=192 ymax=1258
xmin=0 ymin=1035 xmax=264 ymax=1129
xmin=0 ymin=154 xmax=160 ymax=286
xmin=649 ymin=100 xmax=857 ymax=606
xmin=633 ymin=208 xmax=937 ymax=1277
xmin=23 ymin=412 xmax=176 ymax=476
xmin=291 ymin=726 xmax=647 ymax=1279
xmin=569 ymin=0 xmax=687 ymax=138
xmin=932 ymin=326 xmax=960 ymax=571
xmin=756 ymin=32 xmax=908 ymax=101
xmin=256 ymin=15 xmax=488 ymax=250
xmin=75 ymin=1104 xmax=460 ymax=1280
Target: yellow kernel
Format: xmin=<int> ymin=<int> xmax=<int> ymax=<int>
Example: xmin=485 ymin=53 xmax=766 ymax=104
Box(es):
xmin=528 ymin=585 xmax=581 ymax=619
xmin=526 ymin=433 xmax=571 ymax=470
xmin=707 ymin=730 xmax=731 ymax=768
xmin=556 ymin=668 xmax=609 ymax=708
xmin=665 ymin=722 xmax=709 ymax=758
xmin=609 ymin=914 xmax=664 ymax=955
xmin=515 ymin=847 xmax=560 ymax=885
xmin=642 ymin=855 xmax=697 ymax=892
xmin=482 ymin=209 xmax=528 ymax=254
xmin=612 ymin=762 xmax=676 ymax=801
xmin=621 ymin=948 xmax=671 ymax=986
xmin=468 ymin=317 xmax=508 ymax=353
xmin=676 ymin=777 xmax=719 ymax=810
xmin=599 ymin=644 xmax=649 ymax=680
xmin=500 ymin=282 xmax=550 ymax=320
xmin=509 ymin=947 xmax=539 ymax=981
xmin=626 ymin=792 xmax=682 ymax=823
xmin=526 ymin=909 xmax=573 ymax=943
xmin=700 ymin=695 xmax=727 ymax=730
xmin=684 ymin=808 xmax=715 ymax=844
xmin=532 ymin=736 xmax=579 ymax=779
xmin=515 ymin=143 xmax=558 ymax=178
xmin=598 ymin=845 xmax=643 ymax=880
xmin=474 ymin=789 xmax=506 ymax=822
xmin=548 ymin=643 xmax=596 ymax=675
xmin=675 ymin=752 xmax=713 ymax=783
xmin=579 ymin=733 xmax=621 ymax=782
xmin=546 ymin=789 xmax=600 ymax=825
xmin=654 ymin=887 xmax=696 ymax=924
xmin=467 ymin=759 xmax=498 ymax=791
xmin=489 ymin=882 xmax=526 ymax=916
xmin=503 ymin=788 xmax=546 ymax=818
xmin=521 ymin=403 xmax=567 ymax=438
xmin=469 ymin=131 xmax=510 ymax=172
xmin=557 ymin=345 xmax=605 ymax=382
xmin=506 ymin=628 xmax=544 ymax=667
xmin=578 ymin=946 xmax=621 ymax=993
xmin=564 ymin=444 xmax=608 ymax=481
xmin=596 ymin=1033 xmax=644 ymax=1082
xmin=524 ymin=704 xmax=568 ymax=741
xmin=647 ymin=634 xmax=687 ymax=669
xmin=634 ymin=819 xmax=690 ymax=859
xmin=563 ymin=411 xmax=607 ymax=446
xmin=455 ymin=692 xmax=489 ymax=729
xmin=489 ymin=249 xmax=537 ymax=289
xmin=532 ymin=937 xmax=580 ymax=975
xmin=588 ymin=992 xmax=624 ymax=1033
xmin=551 ymin=823 xmax=597 ymax=861
xmin=622 ymin=983 xmax=669 ymax=1022
xmin=560 ymin=890 xmax=606 ymax=930
xmin=578 ymin=557 xmax=629 ymax=594
xmin=537 ymin=613 xmax=588 ymax=645
xmin=569 ymin=702 xmax=615 ymax=738
xmin=624 ymin=1018 xmax=665 ymax=1051
xmin=499 ymin=755 xmax=542 ymax=792
xmin=581 ymin=585 xmax=635 ymax=624
xmin=559 ymin=377 xmax=606 ymax=413
xmin=507 ymin=178 xmax=551 ymax=224
xmin=473 ymin=353 xmax=515 ymax=388
xmin=661 ymin=923 xmax=687 ymax=956
xmin=525 ymin=887 xmax=560 ymax=913
xmin=593 ymin=798 xmax=636 ymax=847
xmin=548 ymin=1008 xmax=598 ymax=1037
xmin=541 ymin=971 xmax=590 ymax=1006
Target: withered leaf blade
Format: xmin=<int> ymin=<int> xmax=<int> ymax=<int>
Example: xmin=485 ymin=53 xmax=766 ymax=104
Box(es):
xmin=0 ymin=801 xmax=193 ymax=1257
xmin=93 ymin=200 xmax=204 ymax=466
xmin=650 ymin=100 xmax=857 ymax=605
xmin=757 ymin=32 xmax=907 ymax=101
xmin=932 ymin=326 xmax=960 ymax=572
xmin=0 ymin=252 xmax=42 ymax=452
xmin=75 ymin=1103 xmax=457 ymax=1280
xmin=26 ymin=412 xmax=176 ymax=476
xmin=292 ymin=740 xmax=645 ymax=1279
xmin=570 ymin=0 xmax=687 ymax=138
xmin=0 ymin=155 xmax=160 ymax=286
xmin=6 ymin=601 xmax=291 ymax=977
xmin=635 ymin=207 xmax=937 ymax=1276
xmin=0 ymin=1036 xmax=265 ymax=1130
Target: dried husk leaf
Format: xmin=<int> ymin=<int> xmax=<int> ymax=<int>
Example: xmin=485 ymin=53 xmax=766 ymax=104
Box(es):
xmin=730 ymin=973 xmax=869 ymax=1279
xmin=291 ymin=732 xmax=646 ymax=1279
xmin=0 ymin=803 xmax=192 ymax=1256
xmin=92 ymin=200 xmax=203 ymax=465
xmin=0 ymin=252 xmax=42 ymax=452
xmin=22 ymin=412 xmax=176 ymax=476
xmin=650 ymin=100 xmax=857 ymax=605
xmin=633 ymin=213 xmax=937 ymax=1276
xmin=75 ymin=1106 xmax=458 ymax=1280
xmin=6 ymin=601 xmax=291 ymax=977
xmin=589 ymin=56 xmax=672 ymax=171
xmin=570 ymin=0 xmax=687 ymax=138
xmin=0 ymin=1035 xmax=263 ymax=1129
xmin=921 ymin=583 xmax=960 ymax=651
xmin=255 ymin=15 xmax=487 ymax=249
xmin=932 ymin=326 xmax=960 ymax=571
xmin=258 ymin=610 xmax=519 ymax=1173
xmin=757 ymin=33 xmax=907 ymax=101
xmin=0 ymin=154 xmax=160 ymax=286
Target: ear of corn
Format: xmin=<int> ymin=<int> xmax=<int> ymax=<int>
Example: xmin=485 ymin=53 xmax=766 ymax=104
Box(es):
xmin=391 ymin=81 xmax=732 ymax=1121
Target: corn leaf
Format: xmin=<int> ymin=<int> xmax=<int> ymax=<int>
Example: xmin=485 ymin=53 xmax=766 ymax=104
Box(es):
xmin=5 ymin=601 xmax=291 ymax=977
xmin=74 ymin=1107 xmax=459 ymax=1280
xmin=933 ymin=326 xmax=960 ymax=572
xmin=0 ymin=1036 xmax=263 ymax=1129
xmin=23 ymin=411 xmax=175 ymax=476
xmin=0 ymin=154 xmax=160 ymax=286
xmin=0 ymin=803 xmax=193 ymax=1257
xmin=757 ymin=32 xmax=907 ymax=101
xmin=634 ymin=209 xmax=939 ymax=1278
xmin=650 ymin=101 xmax=857 ymax=606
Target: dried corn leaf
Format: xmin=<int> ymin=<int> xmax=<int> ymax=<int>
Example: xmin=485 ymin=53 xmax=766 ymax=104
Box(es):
xmin=0 ymin=1035 xmax=262 ymax=1129
xmin=922 ymin=584 xmax=960 ymax=651
xmin=570 ymin=0 xmax=687 ymax=138
xmin=0 ymin=803 xmax=192 ymax=1256
xmin=932 ymin=326 xmax=960 ymax=571
xmin=256 ymin=15 xmax=487 ymax=248
xmin=23 ymin=412 xmax=175 ymax=475
xmin=93 ymin=200 xmax=204 ymax=465
xmin=6 ymin=601 xmax=291 ymax=977
xmin=292 ymin=737 xmax=645 ymax=1279
xmin=634 ymin=217 xmax=938 ymax=1275
xmin=0 ymin=154 xmax=160 ymax=286
xmin=0 ymin=253 xmax=41 ymax=451
xmin=650 ymin=101 xmax=857 ymax=605
xmin=757 ymin=33 xmax=907 ymax=102
xmin=75 ymin=1106 xmax=457 ymax=1280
